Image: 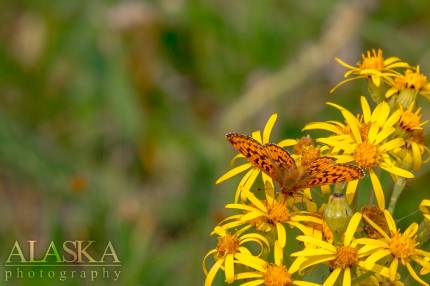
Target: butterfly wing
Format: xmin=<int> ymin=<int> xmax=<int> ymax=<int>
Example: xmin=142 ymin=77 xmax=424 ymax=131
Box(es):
xmin=297 ymin=157 xmax=365 ymax=188
xmin=263 ymin=143 xmax=296 ymax=171
xmin=226 ymin=133 xmax=277 ymax=178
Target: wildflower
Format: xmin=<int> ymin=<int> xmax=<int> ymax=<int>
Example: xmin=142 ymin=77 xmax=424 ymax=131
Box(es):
xmin=235 ymin=241 xmax=320 ymax=286
xmin=304 ymin=96 xmax=414 ymax=209
xmin=217 ymin=113 xmax=289 ymax=202
xmin=357 ymin=210 xmax=430 ymax=286
xmin=386 ymin=66 xmax=430 ymax=105
xmin=291 ymin=213 xmax=387 ymax=286
xmin=219 ymin=186 xmax=322 ymax=249
xmin=392 ymin=106 xmax=430 ymax=170
xmin=203 ymin=226 xmax=270 ymax=286
xmin=331 ymin=49 xmax=409 ymax=93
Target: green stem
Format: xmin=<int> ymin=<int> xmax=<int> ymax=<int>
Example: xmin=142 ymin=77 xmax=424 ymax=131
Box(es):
xmin=388 ymin=178 xmax=407 ymax=213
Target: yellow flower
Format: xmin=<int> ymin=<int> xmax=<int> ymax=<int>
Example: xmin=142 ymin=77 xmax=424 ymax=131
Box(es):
xmin=391 ymin=106 xmax=430 ymax=171
xmin=235 ymin=241 xmax=320 ymax=286
xmin=216 ymin=113 xmax=289 ymax=202
xmin=353 ymin=272 xmax=404 ymax=286
xmin=331 ymin=49 xmax=409 ymax=92
xmin=357 ymin=210 xmax=430 ymax=286
xmin=219 ymin=185 xmax=322 ymax=249
xmin=203 ymin=226 xmax=270 ymax=286
xmin=291 ymin=213 xmax=388 ymax=286
xmin=304 ymin=96 xmax=414 ymax=209
xmin=386 ymin=66 xmax=430 ymax=101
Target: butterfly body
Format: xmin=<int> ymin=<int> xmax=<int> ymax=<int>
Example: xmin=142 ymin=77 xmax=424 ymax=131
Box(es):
xmin=226 ymin=133 xmax=364 ymax=195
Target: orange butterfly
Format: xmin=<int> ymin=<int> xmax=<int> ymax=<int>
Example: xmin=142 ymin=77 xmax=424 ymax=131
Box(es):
xmin=226 ymin=133 xmax=365 ymax=195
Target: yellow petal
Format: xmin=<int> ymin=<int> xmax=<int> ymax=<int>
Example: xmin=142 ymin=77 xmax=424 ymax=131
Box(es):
xmin=346 ymin=180 xmax=359 ymax=204
xmin=365 ymin=249 xmax=392 ymax=267
xmin=420 ymin=199 xmax=430 ymax=221
xmin=240 ymin=211 xmax=265 ymax=222
xmin=252 ymin=130 xmax=262 ymax=144
xmin=385 ymin=88 xmax=398 ymax=98
xmin=371 ymin=101 xmax=390 ymax=125
xmin=385 ymin=108 xmax=402 ymax=127
xmin=247 ymin=191 xmax=268 ymax=212
xmin=379 ymin=138 xmax=404 ymax=152
xmin=361 ymin=96 xmax=372 ymax=123
xmin=411 ymin=142 xmax=422 ymax=170
xmin=239 ymin=168 xmax=260 ymax=201
xmin=327 ymin=102 xmax=362 ymax=143
xmin=203 ymin=249 xmax=218 ymax=275
xmin=367 ymin=124 xmax=380 ymax=144
xmin=389 ymin=258 xmax=398 ymax=281
xmin=295 ymin=235 xmax=337 ymax=252
xmin=277 ymin=138 xmax=298 ymax=147
xmin=343 ymin=267 xmax=351 ymax=286
xmin=234 ymin=253 xmax=266 ymax=272
xmin=205 ymin=259 xmax=224 ymax=286
xmin=406 ymin=262 xmax=429 ymax=286
xmin=371 ymin=75 xmax=381 ymax=87
xmin=379 ymin=163 xmax=414 ymax=178
xmin=276 ymin=223 xmax=287 ymax=248
xmin=323 ymin=267 xmax=341 ymax=286
xmin=344 ymin=213 xmax=362 ymax=245
xmin=369 ymin=169 xmax=385 ymax=210
xmin=225 ymin=254 xmax=235 ymax=283
xmin=303 ymin=122 xmax=344 ymax=134
xmin=274 ymin=240 xmax=283 ymax=266
xmin=234 ymin=272 xmax=263 ymax=280
xmin=362 ymin=214 xmax=389 ymax=239
xmin=216 ymin=163 xmax=252 ymax=184
xmin=291 ymin=248 xmax=335 ymax=257
xmin=373 ymin=127 xmax=395 ymax=145
xmin=263 ymin=113 xmax=278 ymax=144
xmin=404 ymin=223 xmax=419 ymax=238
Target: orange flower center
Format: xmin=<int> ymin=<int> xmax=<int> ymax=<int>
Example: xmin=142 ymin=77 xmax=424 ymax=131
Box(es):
xmin=333 ymin=246 xmax=358 ymax=268
xmin=359 ymin=49 xmax=384 ymax=71
xmin=354 ymin=142 xmax=380 ymax=169
xmin=400 ymin=108 xmax=423 ymax=132
xmin=389 ymin=232 xmax=416 ymax=262
xmin=404 ymin=69 xmax=428 ymax=91
xmin=216 ymin=234 xmax=239 ymax=257
xmin=266 ymin=201 xmax=290 ymax=224
xmin=264 ymin=265 xmax=292 ymax=286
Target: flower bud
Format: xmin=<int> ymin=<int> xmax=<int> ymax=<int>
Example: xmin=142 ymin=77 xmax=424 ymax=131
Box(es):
xmin=396 ymin=88 xmax=417 ymax=109
xmin=323 ymin=193 xmax=353 ymax=242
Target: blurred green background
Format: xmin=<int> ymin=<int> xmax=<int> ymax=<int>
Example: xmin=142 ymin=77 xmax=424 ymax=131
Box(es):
xmin=1 ymin=0 xmax=430 ymax=285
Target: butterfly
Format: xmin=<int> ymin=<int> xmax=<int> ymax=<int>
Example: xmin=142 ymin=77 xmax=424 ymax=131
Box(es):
xmin=226 ymin=133 xmax=365 ymax=195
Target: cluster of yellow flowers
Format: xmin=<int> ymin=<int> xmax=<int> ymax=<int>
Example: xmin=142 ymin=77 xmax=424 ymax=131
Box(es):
xmin=203 ymin=49 xmax=430 ymax=286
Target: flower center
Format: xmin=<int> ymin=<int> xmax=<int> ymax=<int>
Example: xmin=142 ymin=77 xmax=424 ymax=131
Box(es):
xmin=333 ymin=246 xmax=358 ymax=269
xmin=359 ymin=49 xmax=384 ymax=71
xmin=266 ymin=201 xmax=290 ymax=224
xmin=400 ymin=108 xmax=423 ymax=132
xmin=389 ymin=232 xmax=416 ymax=262
xmin=404 ymin=69 xmax=428 ymax=91
xmin=354 ymin=142 xmax=380 ymax=169
xmin=216 ymin=234 xmax=239 ymax=257
xmin=264 ymin=265 xmax=292 ymax=286
xmin=294 ymin=137 xmax=321 ymax=165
